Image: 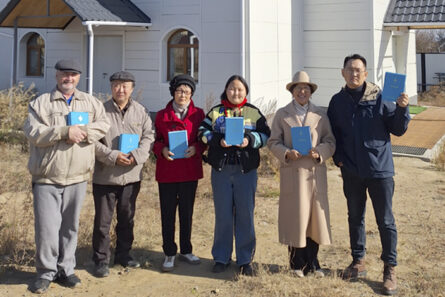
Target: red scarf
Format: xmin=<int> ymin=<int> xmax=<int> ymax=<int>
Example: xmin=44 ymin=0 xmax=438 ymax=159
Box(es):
xmin=221 ymin=98 xmax=247 ymax=117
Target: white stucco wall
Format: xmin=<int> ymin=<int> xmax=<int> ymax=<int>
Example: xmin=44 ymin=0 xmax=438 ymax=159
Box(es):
xmin=304 ymin=0 xmax=374 ymax=107
xmin=248 ymin=0 xmax=303 ymax=111
xmin=0 ymin=0 xmax=12 ymax=90
xmin=0 ymin=28 xmax=13 ymax=90
xmin=131 ymin=0 xmax=244 ymax=112
xmin=372 ymin=0 xmax=417 ymax=104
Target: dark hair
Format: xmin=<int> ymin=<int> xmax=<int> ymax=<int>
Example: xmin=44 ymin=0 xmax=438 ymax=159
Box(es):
xmin=343 ymin=54 xmax=367 ymax=69
xmin=220 ymin=75 xmax=249 ymax=101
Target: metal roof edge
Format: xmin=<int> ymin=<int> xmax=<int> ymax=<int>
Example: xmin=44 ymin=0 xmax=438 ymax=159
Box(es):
xmin=0 ymin=0 xmax=20 ymax=25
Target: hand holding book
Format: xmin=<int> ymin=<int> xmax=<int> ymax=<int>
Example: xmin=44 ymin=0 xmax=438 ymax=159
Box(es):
xmin=396 ymin=93 xmax=409 ymax=108
xmin=116 ymin=152 xmax=134 ymax=166
xmin=220 ymin=137 xmax=249 ymax=148
xmin=66 ymin=126 xmax=87 ymax=144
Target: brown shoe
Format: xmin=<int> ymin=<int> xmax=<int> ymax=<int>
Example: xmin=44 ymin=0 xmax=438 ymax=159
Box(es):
xmin=341 ymin=258 xmax=367 ymax=281
xmin=383 ymin=263 xmax=397 ymax=295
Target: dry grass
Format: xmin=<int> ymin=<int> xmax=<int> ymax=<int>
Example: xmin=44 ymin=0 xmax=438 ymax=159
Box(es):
xmin=433 ymin=142 xmax=445 ymax=171
xmin=1 ymin=91 xmax=444 ymax=296
xmin=1 ymin=144 xmax=444 ymax=296
xmin=418 ymin=84 xmax=445 ymax=107
xmin=0 ymin=84 xmax=35 ymax=150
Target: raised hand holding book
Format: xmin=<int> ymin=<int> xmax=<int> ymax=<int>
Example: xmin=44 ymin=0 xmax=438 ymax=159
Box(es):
xmin=382 ymin=72 xmax=406 ymax=102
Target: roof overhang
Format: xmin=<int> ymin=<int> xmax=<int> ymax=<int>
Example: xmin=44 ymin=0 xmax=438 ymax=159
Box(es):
xmin=0 ymin=0 xmax=152 ymax=29
xmin=384 ymin=22 xmax=445 ymax=29
xmin=0 ymin=0 xmax=76 ymax=29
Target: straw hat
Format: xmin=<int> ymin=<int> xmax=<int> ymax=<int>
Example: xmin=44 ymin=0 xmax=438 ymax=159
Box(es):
xmin=286 ymin=71 xmax=318 ymax=93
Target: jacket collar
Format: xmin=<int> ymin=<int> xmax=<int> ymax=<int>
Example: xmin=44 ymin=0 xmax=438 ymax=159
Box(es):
xmin=111 ymin=98 xmax=133 ymax=112
xmin=282 ymin=100 xmax=320 ymax=127
xmin=50 ymin=87 xmax=85 ymax=102
xmin=165 ymin=99 xmax=197 ymax=119
xmin=341 ymin=81 xmax=381 ymax=103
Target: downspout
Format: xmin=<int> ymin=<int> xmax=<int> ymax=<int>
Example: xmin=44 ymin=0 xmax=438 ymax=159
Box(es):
xmin=241 ymin=0 xmax=245 ymax=78
xmin=13 ymin=18 xmax=18 ymax=87
xmin=86 ymin=24 xmax=94 ymax=94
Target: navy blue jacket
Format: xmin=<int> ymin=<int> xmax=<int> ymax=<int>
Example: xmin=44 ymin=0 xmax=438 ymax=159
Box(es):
xmin=327 ymin=82 xmax=410 ymax=178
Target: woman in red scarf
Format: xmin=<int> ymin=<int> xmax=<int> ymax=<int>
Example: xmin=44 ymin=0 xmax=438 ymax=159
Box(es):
xmin=198 ymin=75 xmax=271 ymax=276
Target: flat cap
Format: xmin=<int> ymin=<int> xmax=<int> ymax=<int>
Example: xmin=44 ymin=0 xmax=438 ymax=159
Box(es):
xmin=109 ymin=71 xmax=136 ymax=82
xmin=55 ymin=59 xmax=82 ymax=74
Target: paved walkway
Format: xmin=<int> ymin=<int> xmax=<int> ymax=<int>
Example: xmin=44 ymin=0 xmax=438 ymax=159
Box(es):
xmin=391 ymin=106 xmax=445 ymax=150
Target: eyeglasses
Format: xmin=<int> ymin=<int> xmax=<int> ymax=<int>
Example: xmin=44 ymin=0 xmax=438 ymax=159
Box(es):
xmin=344 ymin=68 xmax=366 ymax=75
xmin=294 ymin=85 xmax=311 ymax=92
xmin=175 ymin=89 xmax=191 ymax=95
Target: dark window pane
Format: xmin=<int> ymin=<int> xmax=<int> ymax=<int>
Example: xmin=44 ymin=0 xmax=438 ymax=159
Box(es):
xmin=26 ymin=33 xmax=44 ymax=76
xmin=167 ymin=29 xmax=198 ymax=81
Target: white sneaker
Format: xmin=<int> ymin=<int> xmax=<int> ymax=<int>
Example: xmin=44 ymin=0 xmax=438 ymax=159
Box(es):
xmin=291 ymin=269 xmax=305 ymax=278
xmin=179 ymin=253 xmax=201 ymax=265
xmin=162 ymin=256 xmax=175 ymax=272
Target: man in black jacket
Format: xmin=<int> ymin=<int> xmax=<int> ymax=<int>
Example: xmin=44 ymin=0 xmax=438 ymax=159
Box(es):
xmin=327 ymin=54 xmax=410 ymax=296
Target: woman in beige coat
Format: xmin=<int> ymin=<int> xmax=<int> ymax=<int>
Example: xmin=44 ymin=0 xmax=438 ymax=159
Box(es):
xmin=267 ymin=71 xmax=336 ymax=277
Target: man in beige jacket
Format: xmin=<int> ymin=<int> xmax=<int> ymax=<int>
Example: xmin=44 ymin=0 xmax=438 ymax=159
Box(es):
xmin=23 ymin=59 xmax=110 ymax=294
xmin=92 ymin=71 xmax=154 ymax=278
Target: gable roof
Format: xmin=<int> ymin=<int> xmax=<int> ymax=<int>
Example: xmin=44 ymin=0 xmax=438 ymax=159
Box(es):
xmin=384 ymin=0 xmax=445 ymax=28
xmin=0 ymin=0 xmax=151 ymax=29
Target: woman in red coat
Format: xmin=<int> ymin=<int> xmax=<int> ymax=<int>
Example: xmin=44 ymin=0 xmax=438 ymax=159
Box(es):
xmin=152 ymin=74 xmax=206 ymax=272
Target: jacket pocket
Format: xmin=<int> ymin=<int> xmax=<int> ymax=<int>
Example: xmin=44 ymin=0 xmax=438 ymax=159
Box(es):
xmin=68 ymin=143 xmax=94 ymax=177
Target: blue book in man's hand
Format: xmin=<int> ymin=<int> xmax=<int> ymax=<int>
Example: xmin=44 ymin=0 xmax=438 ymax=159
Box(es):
xmin=382 ymin=72 xmax=406 ymax=102
xmin=67 ymin=112 xmax=89 ymax=126
xmin=168 ymin=130 xmax=188 ymax=159
xmin=119 ymin=134 xmax=140 ymax=154
xmin=291 ymin=126 xmax=312 ymax=155
xmin=225 ymin=117 xmax=244 ymax=145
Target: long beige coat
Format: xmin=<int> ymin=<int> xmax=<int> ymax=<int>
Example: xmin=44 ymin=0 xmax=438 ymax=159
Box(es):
xmin=267 ymin=101 xmax=336 ymax=247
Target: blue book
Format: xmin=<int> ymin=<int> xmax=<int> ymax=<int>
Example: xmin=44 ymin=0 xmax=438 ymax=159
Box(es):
xmin=291 ymin=126 xmax=312 ymax=155
xmin=168 ymin=130 xmax=188 ymax=159
xmin=67 ymin=112 xmax=89 ymax=126
xmin=225 ymin=117 xmax=244 ymax=145
xmin=382 ymin=72 xmax=406 ymax=102
xmin=119 ymin=134 xmax=140 ymax=154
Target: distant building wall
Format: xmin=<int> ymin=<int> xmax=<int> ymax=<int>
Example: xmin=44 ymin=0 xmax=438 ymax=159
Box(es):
xmin=416 ymin=53 xmax=445 ymax=91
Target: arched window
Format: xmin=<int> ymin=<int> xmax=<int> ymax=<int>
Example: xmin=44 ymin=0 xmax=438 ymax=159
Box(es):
xmin=167 ymin=29 xmax=198 ymax=81
xmin=26 ymin=33 xmax=44 ymax=76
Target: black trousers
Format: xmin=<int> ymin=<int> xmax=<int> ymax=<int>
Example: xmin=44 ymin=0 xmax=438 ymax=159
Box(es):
xmin=92 ymin=182 xmax=140 ymax=265
xmin=158 ymin=181 xmax=198 ymax=256
xmin=289 ymin=237 xmax=320 ymax=274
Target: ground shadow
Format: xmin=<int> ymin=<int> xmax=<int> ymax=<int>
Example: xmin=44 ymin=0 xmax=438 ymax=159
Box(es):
xmin=77 ymin=247 xmax=238 ymax=281
xmin=333 ymin=269 xmax=385 ymax=295
xmin=0 ymin=267 xmax=34 ymax=285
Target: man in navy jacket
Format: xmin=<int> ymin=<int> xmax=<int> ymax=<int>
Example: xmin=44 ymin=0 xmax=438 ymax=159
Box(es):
xmin=327 ymin=54 xmax=410 ymax=296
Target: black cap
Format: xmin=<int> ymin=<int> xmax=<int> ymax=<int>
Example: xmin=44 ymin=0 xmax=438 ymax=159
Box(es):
xmin=169 ymin=74 xmax=196 ymax=96
xmin=54 ymin=59 xmax=82 ymax=74
xmin=109 ymin=71 xmax=136 ymax=83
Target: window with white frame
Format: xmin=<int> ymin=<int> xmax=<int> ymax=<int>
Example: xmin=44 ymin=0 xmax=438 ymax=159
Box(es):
xmin=26 ymin=33 xmax=44 ymax=76
xmin=167 ymin=29 xmax=198 ymax=82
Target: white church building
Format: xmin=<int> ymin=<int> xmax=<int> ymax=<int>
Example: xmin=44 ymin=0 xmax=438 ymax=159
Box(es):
xmin=0 ymin=0 xmax=437 ymax=111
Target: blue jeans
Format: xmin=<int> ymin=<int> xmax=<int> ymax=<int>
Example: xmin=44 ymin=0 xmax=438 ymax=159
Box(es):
xmin=211 ymin=165 xmax=257 ymax=266
xmin=341 ymin=167 xmax=397 ymax=266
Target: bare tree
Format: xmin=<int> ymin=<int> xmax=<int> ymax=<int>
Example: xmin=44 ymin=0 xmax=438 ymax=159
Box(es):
xmin=416 ymin=30 xmax=438 ymax=53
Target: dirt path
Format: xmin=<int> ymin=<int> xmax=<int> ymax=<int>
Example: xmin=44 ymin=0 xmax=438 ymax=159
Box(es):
xmin=1 ymin=156 xmax=444 ymax=297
